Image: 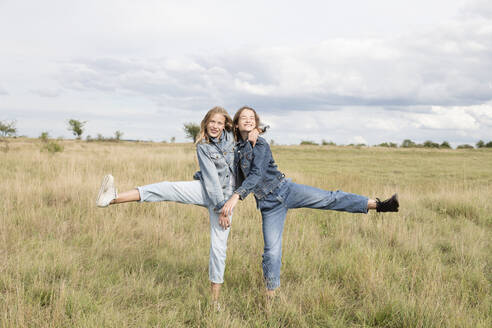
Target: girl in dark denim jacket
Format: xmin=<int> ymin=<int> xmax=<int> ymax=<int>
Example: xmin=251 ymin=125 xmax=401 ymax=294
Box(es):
xmin=221 ymin=106 xmax=399 ymax=299
xmin=95 ymin=106 xmax=260 ymax=307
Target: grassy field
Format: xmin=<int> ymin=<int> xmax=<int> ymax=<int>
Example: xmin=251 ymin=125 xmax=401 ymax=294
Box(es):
xmin=1 ymin=139 xmax=491 ymax=327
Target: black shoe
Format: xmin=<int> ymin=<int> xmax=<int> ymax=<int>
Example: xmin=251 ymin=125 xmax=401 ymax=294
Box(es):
xmin=376 ymin=193 xmax=399 ymax=212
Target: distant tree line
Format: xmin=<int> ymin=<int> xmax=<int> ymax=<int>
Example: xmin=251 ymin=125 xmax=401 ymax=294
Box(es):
xmin=1 ymin=118 xmax=491 ymax=150
xmin=299 ymin=138 xmax=492 ymax=149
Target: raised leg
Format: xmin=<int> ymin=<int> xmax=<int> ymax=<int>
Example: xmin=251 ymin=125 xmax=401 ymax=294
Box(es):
xmin=283 ymin=181 xmax=369 ymax=213
xmin=136 ymin=180 xmax=208 ymax=207
xmin=112 ymin=189 xmax=140 ymax=204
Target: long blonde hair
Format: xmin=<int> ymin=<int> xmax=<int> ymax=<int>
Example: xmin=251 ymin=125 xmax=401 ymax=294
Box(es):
xmin=195 ymin=106 xmax=233 ymax=144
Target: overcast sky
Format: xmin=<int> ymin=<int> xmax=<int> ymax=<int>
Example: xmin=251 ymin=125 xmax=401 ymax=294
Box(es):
xmin=1 ymin=0 xmax=491 ymax=146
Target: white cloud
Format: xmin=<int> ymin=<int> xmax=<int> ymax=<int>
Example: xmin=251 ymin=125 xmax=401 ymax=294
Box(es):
xmin=45 ymin=0 xmax=490 ymax=112
xmin=408 ymin=107 xmax=479 ymax=130
xmin=1 ymin=0 xmax=492 ymax=145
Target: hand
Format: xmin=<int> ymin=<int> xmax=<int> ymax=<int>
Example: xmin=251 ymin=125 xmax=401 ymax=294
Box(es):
xmin=247 ymin=129 xmax=260 ymax=147
xmin=221 ymin=194 xmax=239 ymax=217
xmin=218 ymin=213 xmax=230 ymax=229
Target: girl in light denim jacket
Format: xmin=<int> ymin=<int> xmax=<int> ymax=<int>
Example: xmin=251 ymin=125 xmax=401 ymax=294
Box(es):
xmin=96 ymin=106 xmax=261 ymax=305
xmin=221 ymin=106 xmax=399 ymax=299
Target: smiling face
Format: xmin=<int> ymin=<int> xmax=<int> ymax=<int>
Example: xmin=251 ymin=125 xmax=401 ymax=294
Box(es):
xmin=236 ymin=109 xmax=257 ymax=133
xmin=206 ymin=113 xmax=226 ymax=139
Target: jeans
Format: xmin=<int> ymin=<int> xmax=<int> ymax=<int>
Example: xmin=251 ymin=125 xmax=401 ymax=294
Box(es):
xmin=257 ymin=179 xmax=368 ymax=290
xmin=137 ymin=180 xmax=231 ymax=284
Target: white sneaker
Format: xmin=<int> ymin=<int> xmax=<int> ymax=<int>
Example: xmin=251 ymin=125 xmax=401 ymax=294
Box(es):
xmin=96 ymin=174 xmax=117 ymax=207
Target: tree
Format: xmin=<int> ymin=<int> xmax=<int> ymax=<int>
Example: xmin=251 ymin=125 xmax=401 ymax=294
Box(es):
xmin=0 ymin=120 xmax=16 ymax=152
xmin=476 ymin=140 xmax=485 ymax=148
xmin=39 ymin=131 xmax=50 ymax=142
xmin=67 ymin=119 xmax=86 ymax=139
xmin=114 ymin=130 xmax=123 ymax=141
xmin=457 ymin=144 xmax=473 ymax=149
xmin=401 ymin=139 xmax=416 ymax=148
xmin=183 ymin=122 xmax=200 ymax=142
xmin=423 ymin=140 xmax=439 ymax=148
xmin=0 ymin=120 xmax=16 ymax=137
xmin=486 ymin=141 xmax=492 ymax=148
xmin=440 ymin=141 xmax=451 ymax=149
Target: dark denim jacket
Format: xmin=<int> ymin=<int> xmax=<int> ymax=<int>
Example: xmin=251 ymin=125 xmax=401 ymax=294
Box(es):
xmin=193 ymin=131 xmax=235 ymax=213
xmin=234 ymin=136 xmax=284 ymax=200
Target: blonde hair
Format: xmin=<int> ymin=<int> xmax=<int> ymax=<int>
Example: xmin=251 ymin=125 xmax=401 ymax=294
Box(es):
xmin=232 ymin=106 xmax=261 ymax=141
xmin=195 ymin=106 xmax=233 ymax=144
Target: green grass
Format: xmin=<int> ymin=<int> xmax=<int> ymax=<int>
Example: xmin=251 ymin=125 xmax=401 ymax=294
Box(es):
xmin=1 ymin=139 xmax=491 ymax=327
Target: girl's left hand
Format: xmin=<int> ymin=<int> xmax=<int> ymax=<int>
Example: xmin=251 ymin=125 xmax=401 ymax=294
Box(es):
xmin=221 ymin=194 xmax=239 ymax=217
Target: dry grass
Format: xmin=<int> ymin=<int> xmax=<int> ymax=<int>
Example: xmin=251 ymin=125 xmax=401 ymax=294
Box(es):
xmin=1 ymin=139 xmax=491 ymax=327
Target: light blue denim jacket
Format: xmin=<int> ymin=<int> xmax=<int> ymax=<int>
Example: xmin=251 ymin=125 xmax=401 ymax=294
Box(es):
xmin=194 ymin=131 xmax=235 ymax=213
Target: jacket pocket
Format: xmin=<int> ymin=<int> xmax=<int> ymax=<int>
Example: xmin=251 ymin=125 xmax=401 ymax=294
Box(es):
xmin=209 ymin=152 xmax=221 ymax=160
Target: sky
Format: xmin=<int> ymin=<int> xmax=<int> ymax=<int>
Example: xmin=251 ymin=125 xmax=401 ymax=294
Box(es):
xmin=1 ymin=0 xmax=491 ymax=146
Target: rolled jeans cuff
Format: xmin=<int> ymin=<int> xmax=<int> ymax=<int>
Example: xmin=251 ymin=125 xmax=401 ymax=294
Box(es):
xmin=136 ymin=186 xmax=145 ymax=203
xmin=265 ymin=277 xmax=280 ymax=290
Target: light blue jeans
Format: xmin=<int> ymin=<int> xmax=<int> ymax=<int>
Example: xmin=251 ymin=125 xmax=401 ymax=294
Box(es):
xmin=257 ymin=179 xmax=368 ymax=290
xmin=137 ymin=181 xmax=231 ymax=284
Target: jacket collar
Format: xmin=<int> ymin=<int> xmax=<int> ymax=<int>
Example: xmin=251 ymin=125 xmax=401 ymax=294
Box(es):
xmin=236 ymin=136 xmax=250 ymax=147
xmin=209 ymin=131 xmax=225 ymax=144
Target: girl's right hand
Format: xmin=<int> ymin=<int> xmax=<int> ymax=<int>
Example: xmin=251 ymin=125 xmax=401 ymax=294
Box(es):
xmin=218 ymin=213 xmax=230 ymax=229
xmin=221 ymin=193 xmax=239 ymax=217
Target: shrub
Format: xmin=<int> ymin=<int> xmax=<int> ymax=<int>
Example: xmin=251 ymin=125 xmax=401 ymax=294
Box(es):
xmin=321 ymin=140 xmax=336 ymax=146
xmin=43 ymin=141 xmax=64 ymax=153
xmin=423 ymin=140 xmax=440 ymax=148
xmin=457 ymin=144 xmax=474 ymax=149
xmin=300 ymin=140 xmax=318 ymax=145
xmin=378 ymin=142 xmax=398 ymax=148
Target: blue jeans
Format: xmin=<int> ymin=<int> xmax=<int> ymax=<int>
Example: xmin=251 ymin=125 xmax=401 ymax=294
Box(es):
xmin=137 ymin=181 xmax=232 ymax=284
xmin=257 ymin=179 xmax=368 ymax=290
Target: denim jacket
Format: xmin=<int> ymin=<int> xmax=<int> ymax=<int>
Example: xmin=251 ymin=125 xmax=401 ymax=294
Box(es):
xmin=194 ymin=131 xmax=235 ymax=213
xmin=234 ymin=136 xmax=284 ymax=201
